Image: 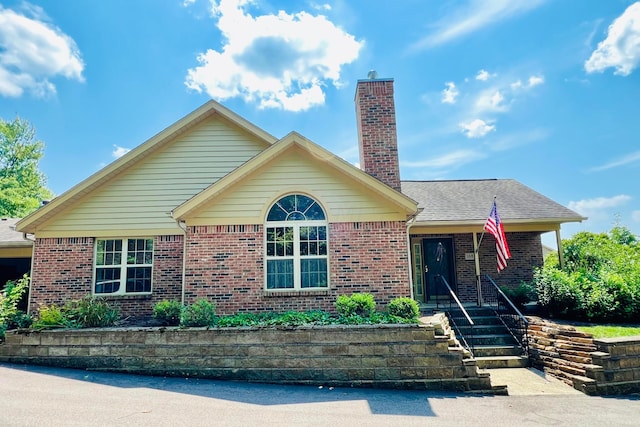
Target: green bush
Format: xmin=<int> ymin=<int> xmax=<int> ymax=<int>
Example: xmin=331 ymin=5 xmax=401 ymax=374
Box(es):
xmin=153 ymin=300 xmax=182 ymax=326
xmin=181 ymin=298 xmax=216 ymax=327
xmin=500 ymin=282 xmax=536 ymax=309
xmin=534 ymin=225 xmax=640 ymax=322
xmin=32 ymin=304 xmax=69 ymax=329
xmin=1 ymin=275 xmax=30 ymax=339
xmin=335 ymin=293 xmax=376 ymax=318
xmin=65 ymin=297 xmax=119 ymax=328
xmin=387 ymin=297 xmax=420 ymax=320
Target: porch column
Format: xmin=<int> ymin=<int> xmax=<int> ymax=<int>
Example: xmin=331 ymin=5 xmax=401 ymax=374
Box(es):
xmin=555 ymin=229 xmax=565 ymax=269
xmin=473 ymin=232 xmax=483 ymax=307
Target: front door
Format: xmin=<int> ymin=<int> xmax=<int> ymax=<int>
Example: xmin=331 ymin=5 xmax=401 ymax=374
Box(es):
xmin=422 ymin=238 xmax=456 ymax=302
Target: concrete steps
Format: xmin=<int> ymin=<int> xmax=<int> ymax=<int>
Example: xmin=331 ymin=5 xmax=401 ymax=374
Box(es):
xmin=447 ymin=307 xmax=528 ymax=369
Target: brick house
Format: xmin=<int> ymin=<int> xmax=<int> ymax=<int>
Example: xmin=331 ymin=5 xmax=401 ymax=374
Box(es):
xmin=15 ymin=77 xmax=583 ymax=317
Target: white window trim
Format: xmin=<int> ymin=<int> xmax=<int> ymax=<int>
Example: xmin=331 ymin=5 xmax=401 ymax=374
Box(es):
xmin=93 ymin=237 xmax=154 ymax=296
xmin=264 ymin=220 xmax=328 ymax=291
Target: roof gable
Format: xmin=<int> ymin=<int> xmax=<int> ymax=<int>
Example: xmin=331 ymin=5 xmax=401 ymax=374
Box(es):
xmin=173 ymin=132 xmax=418 ymax=222
xmin=17 ymin=100 xmax=277 ymax=235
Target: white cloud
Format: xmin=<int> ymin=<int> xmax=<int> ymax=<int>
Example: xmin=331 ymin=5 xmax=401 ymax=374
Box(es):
xmin=0 ymin=4 xmax=84 ymax=98
xmin=410 ymin=0 xmax=547 ymax=50
xmin=185 ymin=0 xmax=363 ymax=111
xmin=568 ymin=195 xmax=632 ymax=217
xmin=459 ymin=119 xmax=496 ymax=138
xmin=510 ymin=74 xmax=544 ymax=90
xmin=475 ymin=89 xmax=507 ymax=113
xmin=112 ymin=145 xmax=131 ymax=159
xmin=475 ymin=69 xmax=493 ymax=81
xmin=589 ymin=150 xmax=640 ymax=172
xmin=585 ymin=2 xmax=640 ymax=76
xmin=402 ymin=149 xmax=485 ymax=169
xmin=441 ymin=82 xmax=459 ymax=104
xmin=633 ymin=210 xmax=640 ymax=222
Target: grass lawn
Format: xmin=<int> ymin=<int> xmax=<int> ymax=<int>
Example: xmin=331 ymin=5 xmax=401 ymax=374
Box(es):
xmin=573 ymin=325 xmax=640 ymax=339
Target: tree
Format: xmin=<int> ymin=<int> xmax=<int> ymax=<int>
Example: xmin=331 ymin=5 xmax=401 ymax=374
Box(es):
xmin=0 ymin=116 xmax=53 ymax=217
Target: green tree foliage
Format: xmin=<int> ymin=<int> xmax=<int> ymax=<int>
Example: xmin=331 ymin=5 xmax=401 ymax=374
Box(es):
xmin=534 ymin=226 xmax=640 ymax=322
xmin=0 ymin=116 xmax=53 ymax=217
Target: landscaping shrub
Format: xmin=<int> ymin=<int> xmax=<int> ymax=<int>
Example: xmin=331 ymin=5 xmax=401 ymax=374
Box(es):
xmin=153 ymin=300 xmax=182 ymax=326
xmin=1 ymin=275 xmax=30 ymax=339
xmin=533 ymin=225 xmax=640 ymax=322
xmin=335 ymin=293 xmax=376 ymax=318
xmin=32 ymin=304 xmax=69 ymax=329
xmin=500 ymin=282 xmax=536 ymax=309
xmin=32 ymin=297 xmax=119 ymax=329
xmin=181 ymin=298 xmax=216 ymax=327
xmin=387 ymin=297 xmax=420 ymax=320
xmin=65 ymin=297 xmax=119 ymax=328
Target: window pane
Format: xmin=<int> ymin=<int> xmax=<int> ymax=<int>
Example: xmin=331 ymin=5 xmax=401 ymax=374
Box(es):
xmin=301 ymin=259 xmax=327 ymax=288
xmin=266 ymin=259 xmax=294 ymax=289
xmin=95 ymin=268 xmax=121 ymax=294
xmin=305 ymin=203 xmax=325 ymax=220
xmin=126 ymin=267 xmax=151 ymax=293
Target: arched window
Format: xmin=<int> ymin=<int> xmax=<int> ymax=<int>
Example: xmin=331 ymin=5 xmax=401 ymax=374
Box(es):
xmin=265 ymin=194 xmax=328 ymax=290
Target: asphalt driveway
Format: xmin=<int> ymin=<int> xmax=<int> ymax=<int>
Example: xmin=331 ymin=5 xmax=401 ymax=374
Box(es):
xmin=1 ymin=363 xmax=639 ymax=426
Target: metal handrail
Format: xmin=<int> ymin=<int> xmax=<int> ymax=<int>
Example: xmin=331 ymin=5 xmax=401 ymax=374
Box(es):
xmin=438 ymin=275 xmax=475 ymax=356
xmin=484 ymin=274 xmax=529 ymax=355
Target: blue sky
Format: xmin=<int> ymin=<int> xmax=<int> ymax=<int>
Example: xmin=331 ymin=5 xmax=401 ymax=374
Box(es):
xmin=1 ymin=0 xmax=639 ymax=247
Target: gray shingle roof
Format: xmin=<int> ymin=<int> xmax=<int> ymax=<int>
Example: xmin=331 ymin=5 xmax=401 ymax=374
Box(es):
xmin=0 ymin=218 xmax=32 ymax=247
xmin=401 ymin=179 xmax=584 ymax=224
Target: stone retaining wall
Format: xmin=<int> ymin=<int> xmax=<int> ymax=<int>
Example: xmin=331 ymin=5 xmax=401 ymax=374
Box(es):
xmin=0 ymin=315 xmax=494 ymax=392
xmin=527 ymin=316 xmax=640 ymax=395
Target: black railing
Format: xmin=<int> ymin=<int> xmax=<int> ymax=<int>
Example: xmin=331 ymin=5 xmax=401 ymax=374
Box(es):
xmin=482 ymin=274 xmax=529 ymax=356
xmin=438 ymin=275 xmax=475 ymax=357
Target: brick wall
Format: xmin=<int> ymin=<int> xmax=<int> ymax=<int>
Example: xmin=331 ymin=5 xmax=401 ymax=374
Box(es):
xmin=183 ymin=221 xmax=411 ymax=315
xmin=30 ymin=237 xmax=95 ymax=309
xmin=29 ymin=236 xmax=184 ymax=318
xmin=411 ymin=232 xmax=543 ymax=304
xmin=355 ymin=78 xmax=402 ymax=192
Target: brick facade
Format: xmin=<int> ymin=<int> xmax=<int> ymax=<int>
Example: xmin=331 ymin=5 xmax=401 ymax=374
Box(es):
xmin=29 ymin=235 xmax=184 ymax=317
xmin=412 ymin=231 xmax=543 ymax=304
xmin=355 ymin=78 xmax=402 ymax=192
xmin=183 ymin=221 xmax=411 ymax=315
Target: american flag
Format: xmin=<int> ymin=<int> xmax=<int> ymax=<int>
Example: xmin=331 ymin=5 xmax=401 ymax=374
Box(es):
xmin=484 ymin=201 xmax=511 ymax=271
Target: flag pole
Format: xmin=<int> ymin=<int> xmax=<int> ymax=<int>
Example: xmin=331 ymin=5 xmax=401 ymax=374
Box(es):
xmin=474 ymin=195 xmax=496 ymax=254
xmin=475 ymin=196 xmax=497 ymax=307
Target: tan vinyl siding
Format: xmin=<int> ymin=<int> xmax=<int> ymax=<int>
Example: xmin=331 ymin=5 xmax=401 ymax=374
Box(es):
xmin=187 ymin=147 xmax=408 ymax=224
xmin=40 ymin=118 xmax=266 ymax=236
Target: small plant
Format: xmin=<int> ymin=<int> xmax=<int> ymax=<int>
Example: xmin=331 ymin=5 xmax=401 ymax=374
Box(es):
xmin=1 ymin=275 xmax=30 ymax=339
xmin=181 ymin=298 xmax=216 ymax=327
xmin=387 ymin=297 xmax=420 ymax=320
xmin=32 ymin=304 xmax=69 ymax=329
xmin=335 ymin=293 xmax=376 ymax=318
xmin=65 ymin=297 xmax=119 ymax=328
xmin=153 ymin=300 xmax=182 ymax=326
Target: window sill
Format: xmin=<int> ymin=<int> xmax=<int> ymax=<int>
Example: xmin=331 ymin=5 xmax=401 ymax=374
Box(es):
xmin=94 ymin=293 xmax=153 ymax=300
xmin=263 ymin=289 xmax=330 ymax=297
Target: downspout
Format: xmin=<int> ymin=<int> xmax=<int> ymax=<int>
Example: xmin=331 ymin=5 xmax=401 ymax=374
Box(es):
xmin=22 ymin=233 xmax=36 ymax=314
xmin=172 ymin=215 xmax=188 ymax=307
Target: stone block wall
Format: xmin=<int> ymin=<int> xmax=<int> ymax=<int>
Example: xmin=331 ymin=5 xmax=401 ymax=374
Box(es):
xmin=0 ymin=321 xmax=493 ymax=392
xmin=527 ymin=316 xmax=640 ymax=395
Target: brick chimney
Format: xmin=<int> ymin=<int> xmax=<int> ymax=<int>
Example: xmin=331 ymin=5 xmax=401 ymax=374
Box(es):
xmin=355 ymin=74 xmax=401 ymax=192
